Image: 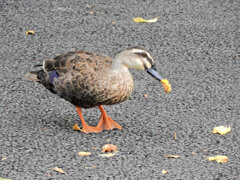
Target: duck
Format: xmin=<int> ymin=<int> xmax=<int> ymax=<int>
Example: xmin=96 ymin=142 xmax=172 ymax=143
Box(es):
xmin=26 ymin=47 xmax=171 ymax=133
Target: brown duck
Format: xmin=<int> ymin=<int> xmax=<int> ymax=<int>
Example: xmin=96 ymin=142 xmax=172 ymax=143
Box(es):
xmin=26 ymin=47 xmax=171 ymax=133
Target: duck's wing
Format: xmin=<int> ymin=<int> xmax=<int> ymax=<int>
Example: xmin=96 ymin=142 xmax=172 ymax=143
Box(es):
xmin=44 ymin=51 xmax=112 ymax=73
xmin=26 ymin=51 xmax=113 ymax=106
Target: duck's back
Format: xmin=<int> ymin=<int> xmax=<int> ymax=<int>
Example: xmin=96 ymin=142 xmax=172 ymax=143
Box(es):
xmin=36 ymin=51 xmax=134 ymax=108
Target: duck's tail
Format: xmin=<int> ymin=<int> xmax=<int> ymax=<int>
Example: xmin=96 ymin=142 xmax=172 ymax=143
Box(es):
xmin=25 ymin=71 xmax=40 ymax=82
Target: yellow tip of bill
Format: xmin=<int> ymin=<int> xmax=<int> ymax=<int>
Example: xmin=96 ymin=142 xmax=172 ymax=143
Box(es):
xmin=161 ymin=79 xmax=172 ymax=93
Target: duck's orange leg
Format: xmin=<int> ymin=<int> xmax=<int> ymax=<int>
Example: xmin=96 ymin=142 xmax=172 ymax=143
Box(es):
xmin=96 ymin=105 xmax=122 ymax=131
xmin=73 ymin=106 xmax=102 ymax=133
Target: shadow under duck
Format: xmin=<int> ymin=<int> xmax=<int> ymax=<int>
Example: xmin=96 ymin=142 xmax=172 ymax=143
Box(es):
xmin=26 ymin=47 xmax=171 ymax=133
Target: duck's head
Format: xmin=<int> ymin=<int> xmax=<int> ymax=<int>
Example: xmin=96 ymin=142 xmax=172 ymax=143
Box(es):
xmin=114 ymin=47 xmax=172 ymax=93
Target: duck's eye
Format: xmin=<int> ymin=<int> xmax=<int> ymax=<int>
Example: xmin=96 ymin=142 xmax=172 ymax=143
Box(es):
xmin=136 ymin=52 xmax=148 ymax=58
xmin=141 ymin=53 xmax=148 ymax=57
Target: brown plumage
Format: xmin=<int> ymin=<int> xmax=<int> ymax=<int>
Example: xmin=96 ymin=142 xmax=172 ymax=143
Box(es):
xmin=26 ymin=47 xmax=169 ymax=133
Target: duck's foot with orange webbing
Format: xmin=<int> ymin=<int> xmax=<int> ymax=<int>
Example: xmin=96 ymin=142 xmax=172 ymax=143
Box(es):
xmin=73 ymin=106 xmax=102 ymax=133
xmin=73 ymin=105 xmax=121 ymax=133
xmin=96 ymin=105 xmax=122 ymax=131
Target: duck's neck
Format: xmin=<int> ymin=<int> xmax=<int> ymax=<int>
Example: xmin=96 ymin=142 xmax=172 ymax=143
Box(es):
xmin=110 ymin=54 xmax=128 ymax=71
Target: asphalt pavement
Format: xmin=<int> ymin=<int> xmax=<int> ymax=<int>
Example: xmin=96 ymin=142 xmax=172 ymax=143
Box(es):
xmin=0 ymin=0 xmax=239 ymax=179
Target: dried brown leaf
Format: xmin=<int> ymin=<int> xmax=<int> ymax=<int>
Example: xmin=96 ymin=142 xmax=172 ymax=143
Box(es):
xmin=102 ymin=144 xmax=118 ymax=152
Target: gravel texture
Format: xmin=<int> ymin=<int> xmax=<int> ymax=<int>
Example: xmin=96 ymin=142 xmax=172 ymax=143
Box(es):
xmin=0 ymin=0 xmax=239 ymax=179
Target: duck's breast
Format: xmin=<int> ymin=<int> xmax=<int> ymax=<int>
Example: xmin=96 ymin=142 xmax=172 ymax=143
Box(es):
xmin=102 ymin=70 xmax=134 ymax=106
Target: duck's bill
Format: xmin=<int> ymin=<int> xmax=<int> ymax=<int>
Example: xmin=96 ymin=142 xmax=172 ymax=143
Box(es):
xmin=147 ymin=67 xmax=163 ymax=81
xmin=147 ymin=67 xmax=172 ymax=93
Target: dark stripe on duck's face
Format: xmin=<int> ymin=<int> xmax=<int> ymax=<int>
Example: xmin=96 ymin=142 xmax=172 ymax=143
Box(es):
xmin=135 ymin=52 xmax=154 ymax=66
xmin=146 ymin=65 xmax=163 ymax=81
xmin=49 ymin=70 xmax=59 ymax=83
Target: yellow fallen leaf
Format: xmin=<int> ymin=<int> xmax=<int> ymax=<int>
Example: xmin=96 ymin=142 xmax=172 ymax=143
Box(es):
xmin=78 ymin=151 xmax=91 ymax=156
xmin=174 ymin=132 xmax=177 ymax=140
xmin=99 ymin=152 xmax=116 ymax=157
xmin=161 ymin=79 xmax=172 ymax=93
xmin=162 ymin=170 xmax=169 ymax=174
xmin=102 ymin=144 xmax=118 ymax=152
xmin=208 ymin=155 xmax=229 ymax=163
xmin=133 ymin=17 xmax=159 ymax=23
xmin=166 ymin=155 xmax=180 ymax=158
xmin=1 ymin=157 xmax=7 ymax=160
xmin=53 ymin=167 xmax=67 ymax=174
xmin=25 ymin=30 xmax=35 ymax=35
xmin=212 ymin=126 xmax=231 ymax=135
xmin=73 ymin=124 xmax=81 ymax=131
